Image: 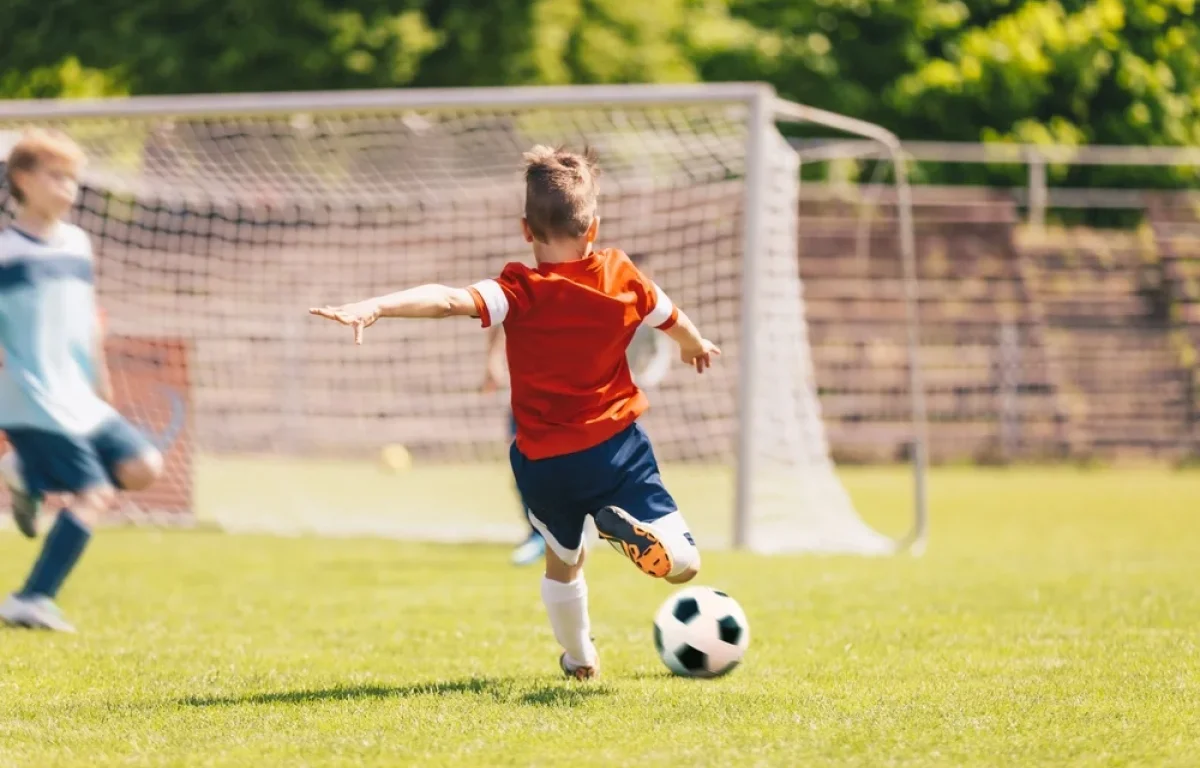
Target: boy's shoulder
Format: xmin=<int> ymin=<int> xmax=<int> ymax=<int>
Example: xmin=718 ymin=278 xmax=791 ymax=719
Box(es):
xmin=0 ymin=223 xmax=91 ymax=256
xmin=61 ymin=223 xmax=92 ymax=252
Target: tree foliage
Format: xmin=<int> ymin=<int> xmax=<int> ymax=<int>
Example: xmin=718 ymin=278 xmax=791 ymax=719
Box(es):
xmin=0 ymin=0 xmax=1196 ymax=148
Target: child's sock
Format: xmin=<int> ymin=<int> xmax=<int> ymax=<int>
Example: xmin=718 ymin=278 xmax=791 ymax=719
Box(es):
xmin=541 ymin=575 xmax=597 ymax=667
xmin=20 ymin=510 xmax=91 ymax=599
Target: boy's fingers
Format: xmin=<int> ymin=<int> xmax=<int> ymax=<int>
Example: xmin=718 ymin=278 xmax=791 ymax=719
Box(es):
xmin=353 ymin=321 xmax=364 ymax=345
xmin=311 ymin=306 xmax=352 ymax=325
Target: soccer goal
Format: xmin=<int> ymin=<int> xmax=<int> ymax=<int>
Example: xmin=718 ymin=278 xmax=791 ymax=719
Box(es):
xmin=0 ymin=83 xmax=927 ymax=554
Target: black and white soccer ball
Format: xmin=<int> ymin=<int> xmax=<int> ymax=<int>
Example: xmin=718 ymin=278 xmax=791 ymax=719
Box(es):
xmin=653 ymin=586 xmax=750 ymax=678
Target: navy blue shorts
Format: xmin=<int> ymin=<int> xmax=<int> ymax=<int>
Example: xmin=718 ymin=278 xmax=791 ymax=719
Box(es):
xmin=4 ymin=417 xmax=154 ymax=496
xmin=510 ymin=422 xmax=677 ymax=562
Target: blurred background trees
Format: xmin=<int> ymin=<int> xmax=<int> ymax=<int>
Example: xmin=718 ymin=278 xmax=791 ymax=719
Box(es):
xmin=1 ymin=0 xmax=1196 ymax=148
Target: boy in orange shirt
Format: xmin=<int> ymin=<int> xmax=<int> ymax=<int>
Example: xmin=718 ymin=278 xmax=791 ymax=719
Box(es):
xmin=311 ymin=146 xmax=719 ymax=679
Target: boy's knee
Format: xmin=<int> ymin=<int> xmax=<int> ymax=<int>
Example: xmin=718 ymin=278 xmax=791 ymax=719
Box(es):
xmin=545 ymin=544 xmax=587 ymax=583
xmin=117 ymin=450 xmax=163 ymax=491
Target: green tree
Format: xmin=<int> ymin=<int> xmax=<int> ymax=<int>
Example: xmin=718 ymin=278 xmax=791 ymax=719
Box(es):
xmin=0 ymin=1 xmax=441 ymax=97
xmin=1 ymin=0 xmax=1196 ymax=154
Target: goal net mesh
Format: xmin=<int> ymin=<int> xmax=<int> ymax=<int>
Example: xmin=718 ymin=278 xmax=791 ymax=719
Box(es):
xmin=0 ymin=94 xmax=893 ymax=553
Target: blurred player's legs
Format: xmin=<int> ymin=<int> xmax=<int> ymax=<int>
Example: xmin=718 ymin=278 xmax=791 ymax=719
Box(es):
xmin=0 ymin=417 xmax=162 ymax=632
xmin=0 ymin=448 xmax=41 ymax=539
xmin=511 ymin=528 xmax=545 ymax=567
xmin=507 ymin=410 xmax=545 ymax=567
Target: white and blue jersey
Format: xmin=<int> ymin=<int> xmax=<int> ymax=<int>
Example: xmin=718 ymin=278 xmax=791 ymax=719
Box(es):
xmin=0 ymin=223 xmax=151 ymax=496
xmin=0 ymin=223 xmax=115 ymax=436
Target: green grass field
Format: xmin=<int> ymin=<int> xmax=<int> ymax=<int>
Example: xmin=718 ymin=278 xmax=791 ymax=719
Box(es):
xmin=1 ymin=465 xmax=1199 ymax=767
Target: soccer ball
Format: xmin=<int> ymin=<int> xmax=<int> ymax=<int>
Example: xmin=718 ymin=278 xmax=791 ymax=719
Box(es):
xmin=653 ymin=586 xmax=750 ymax=678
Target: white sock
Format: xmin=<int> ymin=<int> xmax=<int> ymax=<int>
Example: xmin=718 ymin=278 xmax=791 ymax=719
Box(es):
xmin=0 ymin=452 xmax=25 ymax=494
xmin=541 ymin=576 xmax=597 ymax=667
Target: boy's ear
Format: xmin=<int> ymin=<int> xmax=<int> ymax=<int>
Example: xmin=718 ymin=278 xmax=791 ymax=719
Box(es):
xmin=585 ymin=216 xmax=600 ymax=243
xmin=520 ymin=217 xmax=534 ymax=244
xmin=9 ymin=169 xmax=30 ymax=201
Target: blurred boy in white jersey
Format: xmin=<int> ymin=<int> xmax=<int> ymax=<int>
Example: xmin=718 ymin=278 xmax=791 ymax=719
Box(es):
xmin=0 ymin=129 xmax=164 ymax=632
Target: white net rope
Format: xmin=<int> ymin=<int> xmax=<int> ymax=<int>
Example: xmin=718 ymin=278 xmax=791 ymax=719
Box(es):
xmin=0 ymin=97 xmax=890 ymax=551
xmin=743 ymin=130 xmax=892 ymax=554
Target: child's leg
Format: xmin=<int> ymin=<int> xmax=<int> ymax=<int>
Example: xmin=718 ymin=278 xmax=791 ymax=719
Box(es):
xmin=651 ymin=511 xmax=702 ymax=584
xmin=595 ymin=507 xmax=701 ymax=582
xmin=0 ymin=428 xmax=120 ymax=630
xmin=542 ymin=546 xmax=598 ymax=676
xmin=20 ymin=485 xmax=112 ymax=600
xmin=591 ymin=424 xmax=701 ymax=582
xmin=5 ymin=417 xmax=159 ymax=629
xmin=510 ymin=440 xmax=598 ymax=675
xmin=91 ymin=417 xmax=164 ymax=493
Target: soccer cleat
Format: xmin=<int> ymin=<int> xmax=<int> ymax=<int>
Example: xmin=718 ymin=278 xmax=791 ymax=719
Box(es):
xmin=510 ymin=530 xmax=546 ymax=567
xmin=0 ymin=452 xmax=40 ymax=539
xmin=0 ymin=594 xmax=77 ymax=633
xmin=559 ymin=652 xmax=599 ymax=681
xmin=593 ymin=506 xmax=673 ymax=578
xmin=9 ymin=488 xmax=42 ymax=540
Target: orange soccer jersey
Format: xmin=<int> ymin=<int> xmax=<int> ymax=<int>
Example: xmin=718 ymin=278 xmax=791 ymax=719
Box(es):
xmin=467 ymin=248 xmax=679 ymax=460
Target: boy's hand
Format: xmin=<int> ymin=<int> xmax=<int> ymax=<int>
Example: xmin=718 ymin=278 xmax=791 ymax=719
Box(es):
xmin=309 ymin=301 xmax=382 ymax=345
xmin=680 ymin=338 xmax=721 ymax=373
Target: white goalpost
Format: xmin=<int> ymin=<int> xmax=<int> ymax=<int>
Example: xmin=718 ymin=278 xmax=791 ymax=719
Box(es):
xmin=0 ymin=83 xmax=927 ymax=554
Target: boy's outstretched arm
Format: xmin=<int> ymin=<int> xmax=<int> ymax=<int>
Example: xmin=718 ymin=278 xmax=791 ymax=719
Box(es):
xmin=662 ymin=308 xmax=721 ymax=373
xmin=310 ymin=284 xmax=477 ymax=345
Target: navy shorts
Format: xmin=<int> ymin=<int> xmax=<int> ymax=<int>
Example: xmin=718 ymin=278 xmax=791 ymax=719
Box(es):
xmin=5 ymin=417 xmax=154 ymax=496
xmin=510 ymin=422 xmax=677 ymax=562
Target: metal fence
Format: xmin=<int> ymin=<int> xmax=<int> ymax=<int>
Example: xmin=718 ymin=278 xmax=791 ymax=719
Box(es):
xmin=792 ymin=142 xmax=1200 ymax=463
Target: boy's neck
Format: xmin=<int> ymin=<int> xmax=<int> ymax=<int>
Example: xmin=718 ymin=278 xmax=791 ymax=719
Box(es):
xmin=14 ymin=209 xmax=62 ymax=241
xmin=533 ymin=240 xmax=594 ymax=265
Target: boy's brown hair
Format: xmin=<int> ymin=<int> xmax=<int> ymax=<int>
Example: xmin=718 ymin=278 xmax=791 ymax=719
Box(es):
xmin=5 ymin=128 xmax=85 ymax=204
xmin=522 ymin=145 xmax=600 ymax=243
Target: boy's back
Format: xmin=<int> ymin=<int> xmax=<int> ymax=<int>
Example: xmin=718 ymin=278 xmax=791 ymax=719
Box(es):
xmin=469 ymin=247 xmax=677 ymax=460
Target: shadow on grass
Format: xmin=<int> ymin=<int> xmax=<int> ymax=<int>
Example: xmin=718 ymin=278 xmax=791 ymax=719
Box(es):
xmin=181 ymin=677 xmax=509 ymax=707
xmin=182 ymin=676 xmax=611 ymax=708
xmin=518 ymin=684 xmax=610 ymax=707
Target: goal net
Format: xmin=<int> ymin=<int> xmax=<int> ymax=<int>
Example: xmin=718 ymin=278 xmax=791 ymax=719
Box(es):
xmin=0 ymin=85 xmax=922 ymax=554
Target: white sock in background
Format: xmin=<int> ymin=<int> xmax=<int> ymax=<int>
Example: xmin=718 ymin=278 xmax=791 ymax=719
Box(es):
xmin=541 ymin=576 xmax=597 ymax=667
xmin=0 ymin=451 xmax=25 ymax=493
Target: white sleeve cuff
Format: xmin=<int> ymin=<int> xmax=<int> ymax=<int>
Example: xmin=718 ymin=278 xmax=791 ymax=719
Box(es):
xmin=470 ymin=279 xmax=510 ymax=326
xmin=643 ymin=283 xmax=674 ymax=328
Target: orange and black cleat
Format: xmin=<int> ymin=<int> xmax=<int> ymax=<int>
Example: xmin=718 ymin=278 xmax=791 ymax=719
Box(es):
xmin=593 ymin=506 xmax=673 ymax=578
